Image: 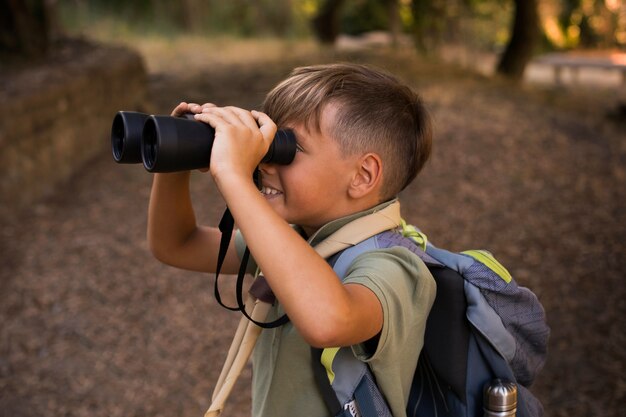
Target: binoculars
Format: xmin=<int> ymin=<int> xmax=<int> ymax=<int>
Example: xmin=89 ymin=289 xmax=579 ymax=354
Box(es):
xmin=111 ymin=111 xmax=296 ymax=172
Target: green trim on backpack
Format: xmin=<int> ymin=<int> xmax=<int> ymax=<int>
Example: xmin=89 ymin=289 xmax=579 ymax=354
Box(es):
xmin=461 ymin=249 xmax=513 ymax=283
xmin=400 ymin=219 xmax=428 ymax=251
xmin=400 ymin=218 xmax=512 ymax=284
xmin=321 ymin=347 xmax=340 ymax=384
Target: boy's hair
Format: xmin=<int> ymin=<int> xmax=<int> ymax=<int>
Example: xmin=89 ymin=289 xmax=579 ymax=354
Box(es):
xmin=262 ymin=63 xmax=432 ymax=201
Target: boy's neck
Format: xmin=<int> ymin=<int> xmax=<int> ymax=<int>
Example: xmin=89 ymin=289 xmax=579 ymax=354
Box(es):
xmin=303 ymin=198 xmax=398 ymax=245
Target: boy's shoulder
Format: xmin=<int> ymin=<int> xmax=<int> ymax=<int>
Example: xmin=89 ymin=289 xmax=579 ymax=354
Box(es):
xmin=331 ymin=229 xmax=434 ymax=281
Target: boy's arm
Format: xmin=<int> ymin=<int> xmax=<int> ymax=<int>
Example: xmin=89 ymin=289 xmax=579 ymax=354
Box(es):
xmin=221 ymin=175 xmax=384 ymax=348
xmin=147 ymin=171 xmax=240 ymax=273
xmin=146 ymin=102 xmax=241 ymax=274
xmin=197 ymin=106 xmax=383 ymax=348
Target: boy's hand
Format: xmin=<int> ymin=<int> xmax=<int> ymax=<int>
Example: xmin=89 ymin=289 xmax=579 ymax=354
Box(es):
xmin=194 ymin=106 xmax=277 ymax=184
xmin=170 ymin=101 xmax=215 ymax=117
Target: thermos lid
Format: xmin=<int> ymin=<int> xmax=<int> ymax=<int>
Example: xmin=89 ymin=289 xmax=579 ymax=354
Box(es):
xmin=483 ymin=379 xmax=517 ymax=412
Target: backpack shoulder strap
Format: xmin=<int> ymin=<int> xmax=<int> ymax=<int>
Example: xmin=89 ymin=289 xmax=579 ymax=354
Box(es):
xmin=330 ymin=229 xmax=443 ymax=279
xmin=313 ymin=229 xmax=437 ymax=417
xmin=313 ymin=235 xmax=399 ymax=417
xmin=314 ymin=200 xmax=402 ymax=259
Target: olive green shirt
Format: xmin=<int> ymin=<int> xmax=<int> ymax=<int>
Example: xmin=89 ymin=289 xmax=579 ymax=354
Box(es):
xmin=235 ymin=201 xmax=436 ymax=417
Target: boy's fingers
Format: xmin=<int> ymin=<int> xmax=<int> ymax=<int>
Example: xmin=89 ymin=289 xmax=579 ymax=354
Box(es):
xmin=224 ymin=106 xmax=261 ymax=131
xmin=193 ymin=111 xmax=221 ymax=127
xmin=202 ymin=106 xmax=256 ymax=130
xmin=252 ymin=110 xmax=278 ymax=140
xmin=187 ymin=103 xmax=205 ymax=114
xmin=197 ymin=107 xmax=277 ymax=145
xmin=171 ymin=101 xmax=210 ymax=116
xmin=171 ymin=101 xmax=188 ymax=116
xmin=172 ymin=101 xmax=222 ymax=116
xmin=200 ymin=103 xmax=217 ymax=111
xmin=199 ymin=108 xmax=233 ymax=127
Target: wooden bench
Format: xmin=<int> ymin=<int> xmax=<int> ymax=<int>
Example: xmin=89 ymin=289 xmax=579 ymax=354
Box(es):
xmin=533 ymin=52 xmax=626 ymax=87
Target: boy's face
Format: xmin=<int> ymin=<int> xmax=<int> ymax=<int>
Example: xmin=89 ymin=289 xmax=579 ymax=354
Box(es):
xmin=258 ymin=103 xmax=358 ymax=236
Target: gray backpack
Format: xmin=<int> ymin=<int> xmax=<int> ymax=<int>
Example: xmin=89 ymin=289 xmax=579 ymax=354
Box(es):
xmin=312 ymin=226 xmax=550 ymax=417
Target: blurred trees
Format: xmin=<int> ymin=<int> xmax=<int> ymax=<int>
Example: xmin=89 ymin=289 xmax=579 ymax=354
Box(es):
xmin=0 ymin=0 xmax=61 ymax=58
xmin=309 ymin=0 xmax=542 ymax=79
xmin=6 ymin=1 xmax=625 ymax=78
xmin=59 ymin=0 xmax=302 ymax=37
xmin=410 ymin=0 xmax=447 ymax=53
xmin=55 ymin=0 xmax=624 ymax=52
xmin=312 ymin=0 xmax=345 ymax=43
xmin=308 ymin=0 xmax=624 ymax=79
xmin=544 ymin=0 xmax=624 ymax=48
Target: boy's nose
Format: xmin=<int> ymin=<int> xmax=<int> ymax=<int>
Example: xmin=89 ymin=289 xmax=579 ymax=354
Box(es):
xmin=258 ymin=162 xmax=277 ymax=175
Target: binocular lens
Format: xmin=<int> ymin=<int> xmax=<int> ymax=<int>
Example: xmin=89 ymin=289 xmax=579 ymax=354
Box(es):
xmin=111 ymin=111 xmax=148 ymax=164
xmin=111 ymin=116 xmax=125 ymax=161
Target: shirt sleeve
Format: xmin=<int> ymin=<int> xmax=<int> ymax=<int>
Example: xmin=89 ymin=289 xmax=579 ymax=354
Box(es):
xmin=342 ymin=246 xmax=436 ymax=361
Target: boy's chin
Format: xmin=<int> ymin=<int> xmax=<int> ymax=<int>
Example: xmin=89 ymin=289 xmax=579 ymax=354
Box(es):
xmin=263 ymin=196 xmax=287 ymax=216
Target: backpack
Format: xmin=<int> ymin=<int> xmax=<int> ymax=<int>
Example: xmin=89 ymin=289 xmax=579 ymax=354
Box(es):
xmin=312 ymin=223 xmax=550 ymax=417
xmin=205 ymin=202 xmax=549 ymax=417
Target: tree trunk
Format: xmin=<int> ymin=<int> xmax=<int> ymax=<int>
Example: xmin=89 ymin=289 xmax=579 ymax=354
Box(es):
xmin=179 ymin=0 xmax=199 ymax=33
xmin=496 ymin=0 xmax=540 ymax=80
xmin=0 ymin=0 xmax=50 ymax=57
xmin=410 ymin=0 xmax=445 ymax=54
xmin=311 ymin=0 xmax=345 ymax=44
xmin=387 ymin=0 xmax=400 ymax=47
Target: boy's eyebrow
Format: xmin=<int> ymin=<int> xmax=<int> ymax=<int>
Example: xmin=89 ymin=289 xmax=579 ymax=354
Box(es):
xmin=288 ymin=125 xmax=308 ymax=144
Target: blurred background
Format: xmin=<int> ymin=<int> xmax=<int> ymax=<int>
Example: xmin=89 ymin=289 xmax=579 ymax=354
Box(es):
xmin=1 ymin=1 xmax=624 ymax=417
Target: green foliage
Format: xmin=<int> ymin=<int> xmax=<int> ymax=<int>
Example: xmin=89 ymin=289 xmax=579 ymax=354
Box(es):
xmin=463 ymin=0 xmax=513 ymax=50
xmin=59 ymin=0 xmax=314 ymax=39
xmin=410 ymin=0 xmax=512 ymax=52
xmin=340 ymin=0 xmax=389 ymax=35
xmin=554 ymin=0 xmax=622 ymax=49
xmin=57 ymin=0 xmax=626 ymax=50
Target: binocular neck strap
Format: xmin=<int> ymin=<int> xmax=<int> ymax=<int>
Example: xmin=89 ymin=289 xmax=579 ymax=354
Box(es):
xmin=213 ymin=207 xmax=239 ymax=312
xmin=214 ymin=207 xmax=289 ymax=328
xmin=213 ymin=200 xmax=402 ymax=324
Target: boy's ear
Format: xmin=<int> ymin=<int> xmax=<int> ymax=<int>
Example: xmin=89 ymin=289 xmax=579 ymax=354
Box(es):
xmin=348 ymin=153 xmax=383 ymax=200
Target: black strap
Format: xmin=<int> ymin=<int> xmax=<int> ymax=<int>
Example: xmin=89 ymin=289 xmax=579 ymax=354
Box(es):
xmin=422 ymin=265 xmax=470 ymax=402
xmin=312 ymin=241 xmax=388 ymax=417
xmin=214 ymin=207 xmax=289 ymax=328
xmin=213 ymin=207 xmax=239 ymax=311
xmin=235 ymin=247 xmax=289 ymax=328
xmin=311 ymin=347 xmax=343 ymax=417
xmin=310 ymin=249 xmax=351 ymax=417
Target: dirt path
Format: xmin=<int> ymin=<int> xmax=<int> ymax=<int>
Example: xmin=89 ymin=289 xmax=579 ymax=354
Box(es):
xmin=1 ymin=40 xmax=624 ymax=417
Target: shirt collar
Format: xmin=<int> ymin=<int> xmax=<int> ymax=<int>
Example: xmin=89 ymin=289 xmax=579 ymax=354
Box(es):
xmin=304 ymin=199 xmax=398 ymax=248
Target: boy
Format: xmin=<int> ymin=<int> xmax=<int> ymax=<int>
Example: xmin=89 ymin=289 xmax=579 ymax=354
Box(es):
xmin=147 ymin=63 xmax=436 ymax=417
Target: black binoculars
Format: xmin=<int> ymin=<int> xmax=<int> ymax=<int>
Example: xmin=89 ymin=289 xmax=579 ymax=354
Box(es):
xmin=111 ymin=111 xmax=296 ymax=172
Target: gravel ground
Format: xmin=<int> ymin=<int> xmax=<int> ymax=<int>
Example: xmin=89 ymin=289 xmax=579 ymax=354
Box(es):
xmin=1 ymin=40 xmax=624 ymax=417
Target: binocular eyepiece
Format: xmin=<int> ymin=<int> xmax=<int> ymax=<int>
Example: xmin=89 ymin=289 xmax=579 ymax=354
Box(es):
xmin=111 ymin=111 xmax=296 ymax=173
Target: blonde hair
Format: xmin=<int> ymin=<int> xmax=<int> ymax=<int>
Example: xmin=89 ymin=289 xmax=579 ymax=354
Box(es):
xmin=263 ymin=63 xmax=432 ymax=201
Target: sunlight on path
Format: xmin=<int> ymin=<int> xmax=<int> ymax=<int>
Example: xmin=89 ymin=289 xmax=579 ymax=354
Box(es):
xmin=110 ymin=36 xmax=321 ymax=75
xmin=439 ymin=44 xmax=626 ymax=90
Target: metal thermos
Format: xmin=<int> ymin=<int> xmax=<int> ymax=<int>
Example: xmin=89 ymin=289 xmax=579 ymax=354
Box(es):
xmin=483 ymin=379 xmax=517 ymax=417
